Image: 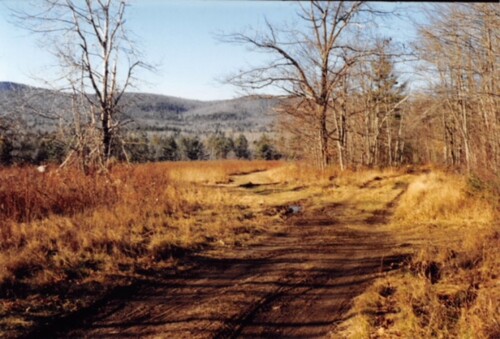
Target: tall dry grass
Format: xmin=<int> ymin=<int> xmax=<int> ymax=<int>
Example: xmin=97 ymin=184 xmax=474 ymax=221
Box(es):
xmin=0 ymin=166 xmax=118 ymax=223
xmin=0 ymin=160 xmax=280 ymax=336
xmin=393 ymin=171 xmax=494 ymax=227
xmin=334 ymin=170 xmax=499 ymax=338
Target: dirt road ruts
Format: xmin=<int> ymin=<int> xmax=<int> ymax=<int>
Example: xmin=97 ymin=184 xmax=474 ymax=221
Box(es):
xmin=31 ymin=175 xmax=410 ymax=339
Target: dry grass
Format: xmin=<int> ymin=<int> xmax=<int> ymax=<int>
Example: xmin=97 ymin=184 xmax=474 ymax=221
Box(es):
xmin=165 ymin=160 xmax=281 ymax=184
xmin=334 ymin=170 xmax=500 ymax=339
xmin=0 ymin=165 xmax=119 ymax=223
xmin=239 ymin=162 xmax=408 ymax=210
xmin=393 ymin=171 xmax=494 ymax=227
xmin=0 ymin=160 xmax=280 ymax=337
xmin=2 ymin=163 xmax=498 ymax=338
xmin=262 ymin=162 xmax=402 ymax=187
xmin=263 ymin=162 xmax=341 ymax=184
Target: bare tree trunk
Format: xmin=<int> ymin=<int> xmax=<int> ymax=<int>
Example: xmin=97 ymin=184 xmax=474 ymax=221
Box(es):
xmin=15 ymin=0 xmax=149 ymax=168
xmin=318 ymin=111 xmax=329 ymax=170
xmin=417 ymin=3 xmax=499 ymax=176
xmin=223 ymin=1 xmax=382 ymax=171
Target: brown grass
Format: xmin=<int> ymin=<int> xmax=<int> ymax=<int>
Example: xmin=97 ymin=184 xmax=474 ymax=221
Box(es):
xmin=393 ymin=171 xmax=494 ymax=227
xmin=263 ymin=162 xmax=340 ymax=184
xmin=2 ymin=163 xmax=498 ymax=338
xmin=165 ymin=160 xmax=281 ymax=184
xmin=262 ymin=161 xmax=403 ymax=187
xmin=0 ymin=160 xmax=281 ymax=337
xmin=334 ymin=170 xmax=499 ymax=339
xmin=0 ymin=165 xmax=119 ymax=223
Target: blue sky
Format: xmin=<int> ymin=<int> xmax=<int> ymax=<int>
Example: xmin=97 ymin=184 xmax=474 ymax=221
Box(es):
xmin=0 ymin=1 xmax=424 ymax=101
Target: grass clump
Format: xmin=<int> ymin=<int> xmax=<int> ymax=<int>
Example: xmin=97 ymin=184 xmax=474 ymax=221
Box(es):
xmin=393 ymin=172 xmax=494 ymax=227
xmin=333 ymin=170 xmax=499 ymax=339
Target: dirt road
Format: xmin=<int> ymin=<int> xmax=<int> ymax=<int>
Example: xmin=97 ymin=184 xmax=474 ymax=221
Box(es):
xmin=33 ymin=173 xmax=411 ymax=338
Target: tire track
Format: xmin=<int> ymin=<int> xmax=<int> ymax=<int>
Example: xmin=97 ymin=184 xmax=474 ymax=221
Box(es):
xmin=34 ymin=174 xmax=412 ymax=338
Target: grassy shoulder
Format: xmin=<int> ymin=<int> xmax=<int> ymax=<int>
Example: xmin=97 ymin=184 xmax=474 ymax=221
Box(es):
xmin=0 ymin=160 xmax=281 ymax=337
xmin=332 ymin=171 xmax=499 ymax=338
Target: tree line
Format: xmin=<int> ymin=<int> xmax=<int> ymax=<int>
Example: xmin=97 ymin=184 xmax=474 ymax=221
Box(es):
xmin=225 ymin=2 xmax=498 ymax=180
xmin=0 ymin=131 xmax=282 ymax=166
xmin=4 ymin=1 xmax=498 ymax=180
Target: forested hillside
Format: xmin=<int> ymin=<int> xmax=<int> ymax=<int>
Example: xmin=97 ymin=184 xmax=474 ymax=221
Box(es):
xmin=0 ymin=82 xmax=279 ymax=165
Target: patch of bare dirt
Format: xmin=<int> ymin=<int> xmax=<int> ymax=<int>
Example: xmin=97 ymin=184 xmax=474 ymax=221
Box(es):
xmin=28 ymin=175 xmax=411 ymax=339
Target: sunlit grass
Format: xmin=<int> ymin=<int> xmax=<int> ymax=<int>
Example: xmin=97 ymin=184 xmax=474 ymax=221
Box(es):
xmin=393 ymin=171 xmax=494 ymax=227
xmin=1 ymin=162 xmax=497 ymax=338
xmin=166 ymin=160 xmax=281 ymax=184
xmin=0 ymin=160 xmax=281 ymax=337
xmin=334 ymin=170 xmax=499 ymax=339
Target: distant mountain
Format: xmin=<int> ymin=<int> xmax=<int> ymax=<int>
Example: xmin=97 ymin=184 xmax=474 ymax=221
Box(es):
xmin=0 ymin=81 xmax=29 ymax=92
xmin=0 ymin=82 xmax=280 ymax=136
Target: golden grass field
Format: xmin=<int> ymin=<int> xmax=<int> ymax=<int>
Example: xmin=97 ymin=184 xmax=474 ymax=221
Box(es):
xmin=334 ymin=171 xmax=499 ymax=339
xmin=0 ymin=161 xmax=498 ymax=338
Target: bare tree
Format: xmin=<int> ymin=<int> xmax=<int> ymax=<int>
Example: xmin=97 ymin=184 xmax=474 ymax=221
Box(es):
xmin=223 ymin=1 xmax=385 ymax=170
xmin=14 ymin=0 xmax=150 ymax=169
xmin=416 ymin=3 xmax=499 ymax=175
xmin=357 ymin=39 xmax=409 ymax=167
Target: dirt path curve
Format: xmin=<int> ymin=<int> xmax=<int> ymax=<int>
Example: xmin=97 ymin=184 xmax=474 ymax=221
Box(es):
xmin=37 ymin=172 xmax=411 ymax=339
